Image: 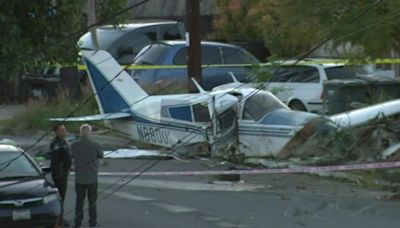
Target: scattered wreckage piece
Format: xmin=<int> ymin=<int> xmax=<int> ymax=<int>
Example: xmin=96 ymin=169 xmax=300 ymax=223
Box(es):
xmin=277 ymin=117 xmax=400 ymax=164
xmin=382 ymin=143 xmax=400 ymax=160
xmin=277 ymin=98 xmax=400 ymax=162
xmin=330 ymin=99 xmax=400 ymax=127
xmin=104 ymin=148 xmax=174 ymax=159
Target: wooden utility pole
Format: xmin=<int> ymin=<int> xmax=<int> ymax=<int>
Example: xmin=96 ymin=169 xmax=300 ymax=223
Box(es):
xmin=88 ymin=0 xmax=99 ymax=50
xmin=186 ymin=0 xmax=202 ymax=92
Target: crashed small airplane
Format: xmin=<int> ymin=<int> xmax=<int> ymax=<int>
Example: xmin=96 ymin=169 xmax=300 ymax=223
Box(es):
xmin=52 ymin=50 xmax=400 ymax=158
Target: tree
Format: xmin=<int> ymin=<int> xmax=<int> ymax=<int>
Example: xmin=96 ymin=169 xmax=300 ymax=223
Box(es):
xmin=213 ymin=0 xmax=400 ymax=59
xmin=0 ymin=0 xmax=128 ymax=101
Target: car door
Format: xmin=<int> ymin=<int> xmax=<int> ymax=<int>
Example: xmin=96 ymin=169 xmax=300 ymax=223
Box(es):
xmin=135 ymin=45 xmax=224 ymax=91
xmin=284 ymin=66 xmax=321 ymax=111
xmin=144 ymin=46 xmax=188 ymax=90
xmin=201 ymin=46 xmax=226 ymax=90
xmin=220 ymin=46 xmax=259 ymax=82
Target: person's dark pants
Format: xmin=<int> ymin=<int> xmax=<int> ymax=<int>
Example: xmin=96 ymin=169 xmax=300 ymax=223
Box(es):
xmin=52 ymin=173 xmax=69 ymax=223
xmin=75 ymin=182 xmax=98 ymax=227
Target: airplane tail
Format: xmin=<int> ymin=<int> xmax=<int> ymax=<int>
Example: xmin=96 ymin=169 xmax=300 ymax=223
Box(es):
xmin=81 ymin=50 xmax=148 ymax=114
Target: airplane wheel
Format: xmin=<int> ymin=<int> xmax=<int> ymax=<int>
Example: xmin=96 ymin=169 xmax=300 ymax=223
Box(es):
xmin=289 ymin=100 xmax=307 ymax=111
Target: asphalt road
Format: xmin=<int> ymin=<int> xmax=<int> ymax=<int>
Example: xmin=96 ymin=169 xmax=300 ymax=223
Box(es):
xmin=58 ymin=159 xmax=400 ymax=228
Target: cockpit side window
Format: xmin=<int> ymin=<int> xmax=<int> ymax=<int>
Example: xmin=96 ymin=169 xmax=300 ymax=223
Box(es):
xmin=218 ymin=109 xmax=236 ymax=131
xmin=193 ymin=103 xmax=210 ymax=122
xmin=168 ymin=105 xmax=193 ymax=122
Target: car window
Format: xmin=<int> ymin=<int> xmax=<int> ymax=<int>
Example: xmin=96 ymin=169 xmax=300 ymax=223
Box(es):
xmin=173 ymin=46 xmax=222 ymax=65
xmin=221 ymin=47 xmax=260 ymax=64
xmin=243 ymin=91 xmax=288 ymax=121
xmin=116 ymin=30 xmax=157 ymax=64
xmin=79 ymin=28 xmax=126 ymax=50
xmin=270 ymin=66 xmax=319 ymax=83
xmin=160 ymin=26 xmax=183 ymax=40
xmin=133 ymin=43 xmax=169 ymax=65
xmin=202 ymin=47 xmax=221 ymax=65
xmin=269 ymin=67 xmax=300 ymax=82
xmin=325 ymin=66 xmax=367 ymax=80
xmin=295 ymin=66 xmax=319 ymax=83
xmin=0 ymin=152 xmax=39 ymax=178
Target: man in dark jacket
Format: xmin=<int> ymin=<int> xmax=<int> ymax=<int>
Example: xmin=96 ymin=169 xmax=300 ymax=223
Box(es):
xmin=50 ymin=123 xmax=72 ymax=227
xmin=71 ymin=124 xmax=103 ymax=228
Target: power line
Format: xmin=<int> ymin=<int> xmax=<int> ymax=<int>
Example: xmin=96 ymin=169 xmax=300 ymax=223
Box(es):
xmin=1 ymin=0 xmax=385 ymax=172
xmin=0 ymin=0 xmax=151 ymax=69
xmin=295 ymin=0 xmax=384 ymax=63
xmin=0 ymin=3 xmax=217 ymax=172
xmin=63 ymin=112 xmax=213 ymax=222
xmin=60 ymin=1 xmax=392 ymax=223
xmin=0 ymin=1 xmax=171 ymax=170
xmin=0 ymin=23 xmax=184 ymax=171
xmin=1 ymin=0 xmax=388 ymax=222
xmin=0 ymin=2 xmax=203 ymax=175
xmin=335 ymin=9 xmax=400 ymax=42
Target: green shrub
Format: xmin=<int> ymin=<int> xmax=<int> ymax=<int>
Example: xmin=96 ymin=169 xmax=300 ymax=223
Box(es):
xmin=0 ymin=88 xmax=98 ymax=135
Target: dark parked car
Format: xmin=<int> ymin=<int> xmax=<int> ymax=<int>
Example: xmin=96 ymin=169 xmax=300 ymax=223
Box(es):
xmin=131 ymin=40 xmax=261 ymax=91
xmin=78 ymin=20 xmax=185 ymax=65
xmin=0 ymin=144 xmax=61 ymax=228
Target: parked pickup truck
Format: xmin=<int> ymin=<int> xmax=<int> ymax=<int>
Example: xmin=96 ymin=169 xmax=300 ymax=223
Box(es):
xmin=131 ymin=40 xmax=261 ymax=92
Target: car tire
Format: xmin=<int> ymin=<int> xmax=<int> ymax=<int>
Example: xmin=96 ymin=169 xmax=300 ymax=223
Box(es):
xmin=289 ymin=100 xmax=307 ymax=111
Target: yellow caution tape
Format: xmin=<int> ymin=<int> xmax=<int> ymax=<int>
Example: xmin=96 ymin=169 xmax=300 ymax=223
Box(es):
xmin=71 ymin=58 xmax=400 ymax=72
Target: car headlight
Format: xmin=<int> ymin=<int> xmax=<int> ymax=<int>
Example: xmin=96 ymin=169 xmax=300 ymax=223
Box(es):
xmin=43 ymin=194 xmax=59 ymax=204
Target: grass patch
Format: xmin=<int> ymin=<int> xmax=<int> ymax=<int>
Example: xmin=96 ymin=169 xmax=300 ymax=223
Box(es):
xmin=0 ymin=88 xmax=98 ymax=135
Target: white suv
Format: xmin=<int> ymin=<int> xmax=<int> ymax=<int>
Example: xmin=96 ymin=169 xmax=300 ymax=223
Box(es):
xmin=263 ymin=59 xmax=372 ymax=113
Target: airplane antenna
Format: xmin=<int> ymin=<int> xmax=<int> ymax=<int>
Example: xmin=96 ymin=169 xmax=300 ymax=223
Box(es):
xmin=191 ymin=77 xmax=206 ymax=94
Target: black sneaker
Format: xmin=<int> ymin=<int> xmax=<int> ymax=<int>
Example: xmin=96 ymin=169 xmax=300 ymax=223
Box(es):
xmin=62 ymin=219 xmax=70 ymax=227
xmin=89 ymin=224 xmax=101 ymax=228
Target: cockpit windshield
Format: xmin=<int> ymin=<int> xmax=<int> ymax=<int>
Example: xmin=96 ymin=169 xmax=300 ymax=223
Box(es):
xmin=243 ymin=91 xmax=288 ymax=121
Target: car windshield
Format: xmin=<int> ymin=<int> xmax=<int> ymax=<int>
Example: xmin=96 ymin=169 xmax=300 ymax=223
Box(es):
xmin=222 ymin=47 xmax=261 ymax=64
xmin=325 ymin=65 xmax=368 ymax=80
xmin=243 ymin=91 xmax=288 ymax=121
xmin=133 ymin=43 xmax=169 ymax=65
xmin=78 ymin=28 xmax=126 ymax=50
xmin=0 ymin=152 xmax=40 ymax=179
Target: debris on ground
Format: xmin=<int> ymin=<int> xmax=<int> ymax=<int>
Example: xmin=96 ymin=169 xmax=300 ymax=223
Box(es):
xmin=277 ymin=117 xmax=400 ymax=164
xmin=104 ymin=148 xmax=174 ymax=159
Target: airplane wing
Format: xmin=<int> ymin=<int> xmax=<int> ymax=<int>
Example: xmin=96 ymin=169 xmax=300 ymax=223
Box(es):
xmin=329 ymin=99 xmax=400 ymax=127
xmin=50 ymin=112 xmax=131 ymax=122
